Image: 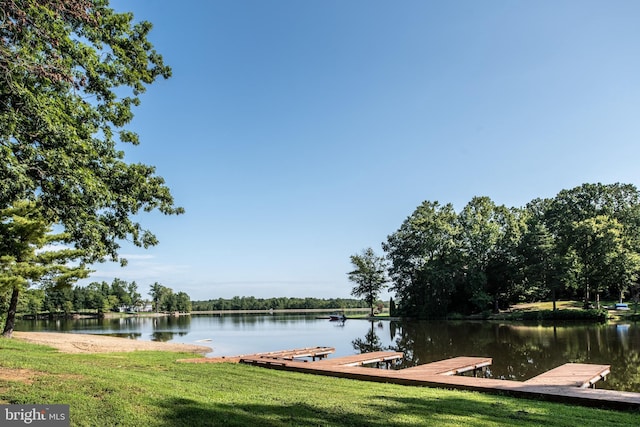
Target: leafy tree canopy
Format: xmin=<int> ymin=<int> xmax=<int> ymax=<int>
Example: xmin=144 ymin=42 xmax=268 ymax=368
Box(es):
xmin=0 ymin=0 xmax=182 ymax=265
xmin=381 ymin=183 xmax=640 ymax=318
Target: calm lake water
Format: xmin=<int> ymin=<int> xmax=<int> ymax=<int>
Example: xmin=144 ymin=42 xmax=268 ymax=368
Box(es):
xmin=15 ymin=314 xmax=640 ymax=393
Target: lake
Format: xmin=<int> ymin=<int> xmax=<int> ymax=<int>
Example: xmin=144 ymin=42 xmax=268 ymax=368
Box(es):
xmin=15 ymin=314 xmax=640 ymax=393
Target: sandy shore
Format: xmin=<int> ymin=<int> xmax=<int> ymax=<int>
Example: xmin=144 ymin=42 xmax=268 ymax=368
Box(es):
xmin=12 ymin=331 xmax=212 ymax=354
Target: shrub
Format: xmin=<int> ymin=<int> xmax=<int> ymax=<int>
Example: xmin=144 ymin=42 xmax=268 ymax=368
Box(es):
xmin=519 ymin=309 xmax=607 ymax=322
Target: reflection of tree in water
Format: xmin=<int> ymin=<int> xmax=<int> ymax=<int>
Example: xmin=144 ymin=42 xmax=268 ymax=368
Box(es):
xmin=385 ymin=320 xmax=640 ymax=390
xmin=109 ymin=333 xmax=142 ymax=340
xmin=352 ymin=321 xmax=387 ymax=354
xmin=151 ymin=331 xmax=189 ymax=342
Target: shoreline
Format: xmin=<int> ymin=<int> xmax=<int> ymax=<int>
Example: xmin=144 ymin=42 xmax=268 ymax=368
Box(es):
xmin=11 ymin=331 xmax=212 ymax=354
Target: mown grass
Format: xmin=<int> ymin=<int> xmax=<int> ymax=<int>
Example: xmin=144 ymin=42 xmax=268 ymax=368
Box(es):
xmin=0 ymin=338 xmax=639 ymax=426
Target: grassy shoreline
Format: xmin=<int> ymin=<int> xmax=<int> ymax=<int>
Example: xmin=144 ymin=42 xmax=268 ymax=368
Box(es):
xmin=1 ymin=338 xmax=638 ymax=426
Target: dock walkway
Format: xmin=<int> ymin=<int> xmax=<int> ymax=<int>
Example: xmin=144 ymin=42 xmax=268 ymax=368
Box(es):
xmin=238 ymin=349 xmax=640 ymax=410
xmin=396 ymin=356 xmax=491 ymax=377
xmin=524 ymin=363 xmax=610 ymax=388
xmin=312 ymin=351 xmax=403 ymax=367
xmin=251 ymin=346 xmax=335 ymax=361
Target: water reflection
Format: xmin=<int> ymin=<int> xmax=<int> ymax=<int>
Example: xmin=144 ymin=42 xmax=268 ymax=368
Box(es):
xmin=352 ymin=321 xmax=385 ymax=353
xmin=16 ymin=315 xmax=193 ymax=342
xmin=386 ymin=320 xmax=640 ymax=391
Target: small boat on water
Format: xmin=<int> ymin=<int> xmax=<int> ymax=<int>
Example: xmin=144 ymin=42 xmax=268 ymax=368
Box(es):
xmin=329 ymin=313 xmax=346 ymax=321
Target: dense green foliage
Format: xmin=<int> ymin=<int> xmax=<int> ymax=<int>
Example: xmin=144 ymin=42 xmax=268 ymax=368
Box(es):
xmin=148 ymin=282 xmax=191 ymax=313
xmin=384 ymin=183 xmax=640 ymax=318
xmin=514 ymin=309 xmax=608 ymax=322
xmin=192 ymin=297 xmax=370 ymax=311
xmin=7 ymin=278 xmax=191 ymax=315
xmin=0 ymin=201 xmax=89 ymax=335
xmin=0 ymin=1 xmax=181 ymax=263
xmin=0 ymin=338 xmax=638 ymax=426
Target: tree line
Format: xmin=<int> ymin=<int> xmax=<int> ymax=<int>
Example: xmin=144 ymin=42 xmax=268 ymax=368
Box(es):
xmin=351 ymin=183 xmax=640 ymax=319
xmin=192 ymin=297 xmax=369 ymax=311
xmin=4 ymin=279 xmax=191 ymax=317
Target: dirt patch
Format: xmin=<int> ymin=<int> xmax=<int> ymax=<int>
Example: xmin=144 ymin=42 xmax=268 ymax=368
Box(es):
xmin=12 ymin=332 xmax=212 ymax=354
xmin=0 ymin=367 xmax=39 ymax=384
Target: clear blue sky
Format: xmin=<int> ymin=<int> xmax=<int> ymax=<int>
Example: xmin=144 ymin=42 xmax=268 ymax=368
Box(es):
xmin=87 ymin=0 xmax=640 ymax=301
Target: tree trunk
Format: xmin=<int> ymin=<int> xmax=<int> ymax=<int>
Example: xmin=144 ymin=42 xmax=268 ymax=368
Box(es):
xmin=2 ymin=287 xmax=20 ymax=338
xmin=552 ymin=288 xmax=557 ymax=312
xmin=583 ymin=278 xmax=590 ymax=309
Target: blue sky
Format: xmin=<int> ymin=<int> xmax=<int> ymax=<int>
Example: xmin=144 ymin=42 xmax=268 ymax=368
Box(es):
xmin=86 ymin=0 xmax=640 ymax=301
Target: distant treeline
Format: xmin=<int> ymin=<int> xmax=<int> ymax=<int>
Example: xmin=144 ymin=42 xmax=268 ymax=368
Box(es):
xmin=12 ymin=279 xmax=191 ymax=315
xmin=191 ymin=297 xmax=371 ymax=311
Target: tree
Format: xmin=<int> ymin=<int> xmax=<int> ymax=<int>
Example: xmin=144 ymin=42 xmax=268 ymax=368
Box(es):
xmin=457 ymin=197 xmax=522 ymax=313
xmin=0 ymin=201 xmax=89 ymax=337
xmin=348 ymin=248 xmax=388 ymax=317
xmin=149 ymin=282 xmax=169 ymax=313
xmin=519 ymin=209 xmax=562 ymax=309
xmin=571 ymin=215 xmax=639 ymax=308
xmin=110 ymin=278 xmax=130 ymax=310
xmin=546 ymin=183 xmax=640 ymax=308
xmin=383 ymin=201 xmax=461 ymax=318
xmin=175 ymin=292 xmax=191 ymax=313
xmin=0 ymin=0 xmax=182 ymax=267
xmin=127 ymin=281 xmax=142 ymax=311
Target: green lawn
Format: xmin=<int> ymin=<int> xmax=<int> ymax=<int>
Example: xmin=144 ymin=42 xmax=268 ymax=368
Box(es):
xmin=0 ymin=338 xmax=638 ymax=426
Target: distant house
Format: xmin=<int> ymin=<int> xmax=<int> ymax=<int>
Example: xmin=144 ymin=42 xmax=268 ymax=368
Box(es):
xmin=140 ymin=304 xmax=153 ymax=312
xmin=118 ymin=303 xmax=153 ymax=313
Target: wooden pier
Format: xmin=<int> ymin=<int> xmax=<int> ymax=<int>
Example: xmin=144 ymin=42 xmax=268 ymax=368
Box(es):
xmin=176 ymin=346 xmax=335 ymax=364
xmin=312 ymin=351 xmax=404 ymax=367
xmin=250 ymin=346 xmax=336 ymax=361
xmin=235 ymin=349 xmax=640 ymax=410
xmin=524 ymin=363 xmax=610 ymax=389
xmin=395 ymin=356 xmax=492 ymax=377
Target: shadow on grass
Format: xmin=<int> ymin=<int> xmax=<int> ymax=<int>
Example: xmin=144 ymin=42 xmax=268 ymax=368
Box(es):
xmin=154 ymin=397 xmax=371 ymax=427
xmin=153 ymin=394 xmax=550 ymax=427
xmin=365 ymin=395 xmax=547 ymax=427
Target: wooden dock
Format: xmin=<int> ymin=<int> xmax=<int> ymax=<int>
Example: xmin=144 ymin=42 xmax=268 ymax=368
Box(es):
xmin=312 ymin=351 xmax=404 ymax=367
xmin=237 ymin=349 xmax=640 ymax=410
xmin=524 ymin=363 xmax=610 ymax=388
xmin=396 ymin=356 xmax=492 ymax=377
xmin=177 ymin=346 xmax=335 ymax=364
xmin=251 ymin=346 xmax=335 ymax=361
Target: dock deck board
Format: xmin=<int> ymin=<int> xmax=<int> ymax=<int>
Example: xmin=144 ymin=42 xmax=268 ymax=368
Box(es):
xmin=524 ymin=363 xmax=610 ymax=388
xmin=396 ymin=356 xmax=492 ymax=377
xmin=252 ymin=346 xmax=335 ymax=361
xmin=313 ymin=351 xmax=404 ymax=367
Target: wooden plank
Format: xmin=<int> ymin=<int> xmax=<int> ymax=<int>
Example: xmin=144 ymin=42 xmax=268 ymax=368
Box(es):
xmin=308 ymin=351 xmax=401 ymax=367
xmin=314 ymin=351 xmax=404 ymax=367
xmin=396 ymin=357 xmax=492 ymax=377
xmin=524 ymin=363 xmax=610 ymax=388
xmin=253 ymin=346 xmax=335 ymax=361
